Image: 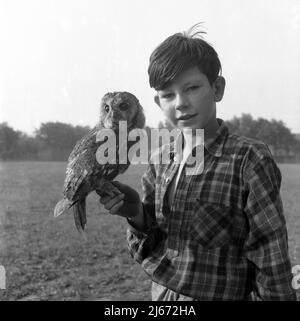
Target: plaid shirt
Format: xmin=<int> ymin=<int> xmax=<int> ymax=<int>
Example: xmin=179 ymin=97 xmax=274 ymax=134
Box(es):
xmin=127 ymin=119 xmax=297 ymax=301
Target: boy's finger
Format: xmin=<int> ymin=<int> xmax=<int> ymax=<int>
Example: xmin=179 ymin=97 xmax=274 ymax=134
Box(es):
xmin=103 ymin=181 xmax=122 ymax=195
xmin=111 ymin=181 xmax=124 ymax=190
xmin=109 ymin=200 xmax=124 ymax=215
xmin=103 ymin=194 xmax=125 ymax=210
xmin=99 ymin=195 xmax=112 ymax=204
xmin=96 ymin=181 xmax=122 ymax=198
xmin=99 ymin=192 xmax=124 ymax=205
xmin=96 ymin=188 xmax=119 ymax=198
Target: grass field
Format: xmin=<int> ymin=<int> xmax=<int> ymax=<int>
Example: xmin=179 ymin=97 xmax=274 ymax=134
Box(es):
xmin=0 ymin=162 xmax=299 ymax=301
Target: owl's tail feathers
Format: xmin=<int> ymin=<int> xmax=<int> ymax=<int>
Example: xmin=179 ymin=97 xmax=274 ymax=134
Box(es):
xmin=54 ymin=198 xmax=73 ymax=217
xmin=73 ymin=198 xmax=87 ymax=242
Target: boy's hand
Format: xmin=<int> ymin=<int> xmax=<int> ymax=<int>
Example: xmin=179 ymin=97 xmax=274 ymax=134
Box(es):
xmin=96 ymin=181 xmax=142 ymax=218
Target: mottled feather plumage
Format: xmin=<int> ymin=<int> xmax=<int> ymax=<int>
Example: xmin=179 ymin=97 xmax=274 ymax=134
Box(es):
xmin=54 ymin=92 xmax=145 ymax=235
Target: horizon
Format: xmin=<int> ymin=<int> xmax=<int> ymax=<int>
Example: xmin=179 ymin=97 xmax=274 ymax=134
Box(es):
xmin=1 ymin=113 xmax=300 ymax=136
xmin=1 ymin=0 xmax=300 ymax=135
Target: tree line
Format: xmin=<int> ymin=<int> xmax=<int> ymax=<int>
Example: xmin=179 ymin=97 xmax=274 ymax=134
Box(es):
xmin=1 ymin=114 xmax=300 ymax=162
xmin=0 ymin=122 xmax=90 ymax=161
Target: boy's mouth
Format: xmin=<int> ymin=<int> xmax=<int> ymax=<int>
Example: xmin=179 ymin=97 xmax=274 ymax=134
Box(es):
xmin=177 ymin=114 xmax=197 ymax=121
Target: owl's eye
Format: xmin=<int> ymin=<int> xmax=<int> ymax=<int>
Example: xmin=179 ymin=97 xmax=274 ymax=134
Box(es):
xmin=119 ymin=102 xmax=129 ymax=111
xmin=104 ymin=104 xmax=110 ymax=112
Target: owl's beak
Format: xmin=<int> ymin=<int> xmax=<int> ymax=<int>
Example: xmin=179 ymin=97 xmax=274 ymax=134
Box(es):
xmin=103 ymin=119 xmax=114 ymax=129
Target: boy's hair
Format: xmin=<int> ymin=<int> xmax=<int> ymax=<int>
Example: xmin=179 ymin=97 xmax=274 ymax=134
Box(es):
xmin=148 ymin=23 xmax=222 ymax=90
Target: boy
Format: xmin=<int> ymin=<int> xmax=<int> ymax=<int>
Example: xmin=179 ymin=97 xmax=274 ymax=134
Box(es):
xmin=99 ymin=26 xmax=297 ymax=301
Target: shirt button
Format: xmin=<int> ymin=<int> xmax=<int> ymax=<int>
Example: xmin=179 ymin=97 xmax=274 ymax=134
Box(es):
xmin=166 ymin=178 xmax=170 ymax=184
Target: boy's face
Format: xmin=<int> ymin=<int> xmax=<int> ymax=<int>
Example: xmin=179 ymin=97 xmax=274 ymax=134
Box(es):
xmin=154 ymin=66 xmax=225 ymax=132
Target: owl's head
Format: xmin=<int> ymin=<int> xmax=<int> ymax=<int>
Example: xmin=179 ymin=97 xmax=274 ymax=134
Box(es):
xmin=99 ymin=92 xmax=145 ymax=130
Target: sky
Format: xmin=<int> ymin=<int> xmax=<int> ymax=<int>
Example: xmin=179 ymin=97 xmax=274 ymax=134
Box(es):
xmin=0 ymin=0 xmax=300 ymax=135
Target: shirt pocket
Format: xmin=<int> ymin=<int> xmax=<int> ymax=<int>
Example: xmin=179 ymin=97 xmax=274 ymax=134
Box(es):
xmin=189 ymin=200 xmax=233 ymax=248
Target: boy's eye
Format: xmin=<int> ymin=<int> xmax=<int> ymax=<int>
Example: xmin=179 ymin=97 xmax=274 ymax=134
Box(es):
xmin=187 ymin=85 xmax=199 ymax=91
xmin=161 ymin=93 xmax=174 ymax=99
xmin=104 ymin=104 xmax=110 ymax=112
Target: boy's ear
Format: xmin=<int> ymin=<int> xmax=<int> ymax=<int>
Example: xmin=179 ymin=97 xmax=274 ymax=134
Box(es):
xmin=154 ymin=95 xmax=161 ymax=108
xmin=212 ymin=76 xmax=226 ymax=102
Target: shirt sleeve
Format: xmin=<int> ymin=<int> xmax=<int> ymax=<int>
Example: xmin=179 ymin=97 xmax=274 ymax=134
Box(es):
xmin=126 ymin=162 xmax=165 ymax=264
xmin=243 ymin=156 xmax=297 ymax=300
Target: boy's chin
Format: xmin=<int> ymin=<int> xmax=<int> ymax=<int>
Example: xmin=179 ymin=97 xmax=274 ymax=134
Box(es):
xmin=178 ymin=123 xmax=203 ymax=131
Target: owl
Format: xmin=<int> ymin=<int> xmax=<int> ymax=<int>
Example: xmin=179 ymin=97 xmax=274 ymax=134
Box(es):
xmin=54 ymin=91 xmax=145 ymax=236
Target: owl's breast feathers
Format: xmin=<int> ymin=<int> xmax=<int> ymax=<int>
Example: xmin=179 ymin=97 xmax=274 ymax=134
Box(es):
xmin=63 ymin=127 xmax=132 ymax=201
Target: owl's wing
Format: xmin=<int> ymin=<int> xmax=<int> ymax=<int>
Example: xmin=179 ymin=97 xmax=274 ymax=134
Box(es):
xmin=63 ymin=127 xmax=100 ymax=200
xmin=68 ymin=127 xmax=98 ymax=161
xmin=63 ymin=126 xmax=125 ymax=201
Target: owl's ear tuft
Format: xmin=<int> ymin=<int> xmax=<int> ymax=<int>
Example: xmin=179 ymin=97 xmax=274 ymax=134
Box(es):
xmin=102 ymin=92 xmax=113 ymax=100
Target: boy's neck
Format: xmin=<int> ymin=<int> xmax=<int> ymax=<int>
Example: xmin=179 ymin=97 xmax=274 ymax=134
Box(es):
xmin=182 ymin=130 xmax=203 ymax=152
xmin=181 ymin=118 xmax=220 ymax=151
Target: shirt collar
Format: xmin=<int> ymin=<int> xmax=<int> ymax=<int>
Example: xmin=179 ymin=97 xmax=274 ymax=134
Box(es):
xmin=204 ymin=118 xmax=228 ymax=157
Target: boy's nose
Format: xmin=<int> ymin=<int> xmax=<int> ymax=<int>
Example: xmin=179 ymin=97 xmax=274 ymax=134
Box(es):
xmin=174 ymin=94 xmax=188 ymax=110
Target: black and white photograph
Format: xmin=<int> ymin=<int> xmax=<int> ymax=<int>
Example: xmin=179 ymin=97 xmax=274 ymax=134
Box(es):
xmin=0 ymin=0 xmax=300 ymax=305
